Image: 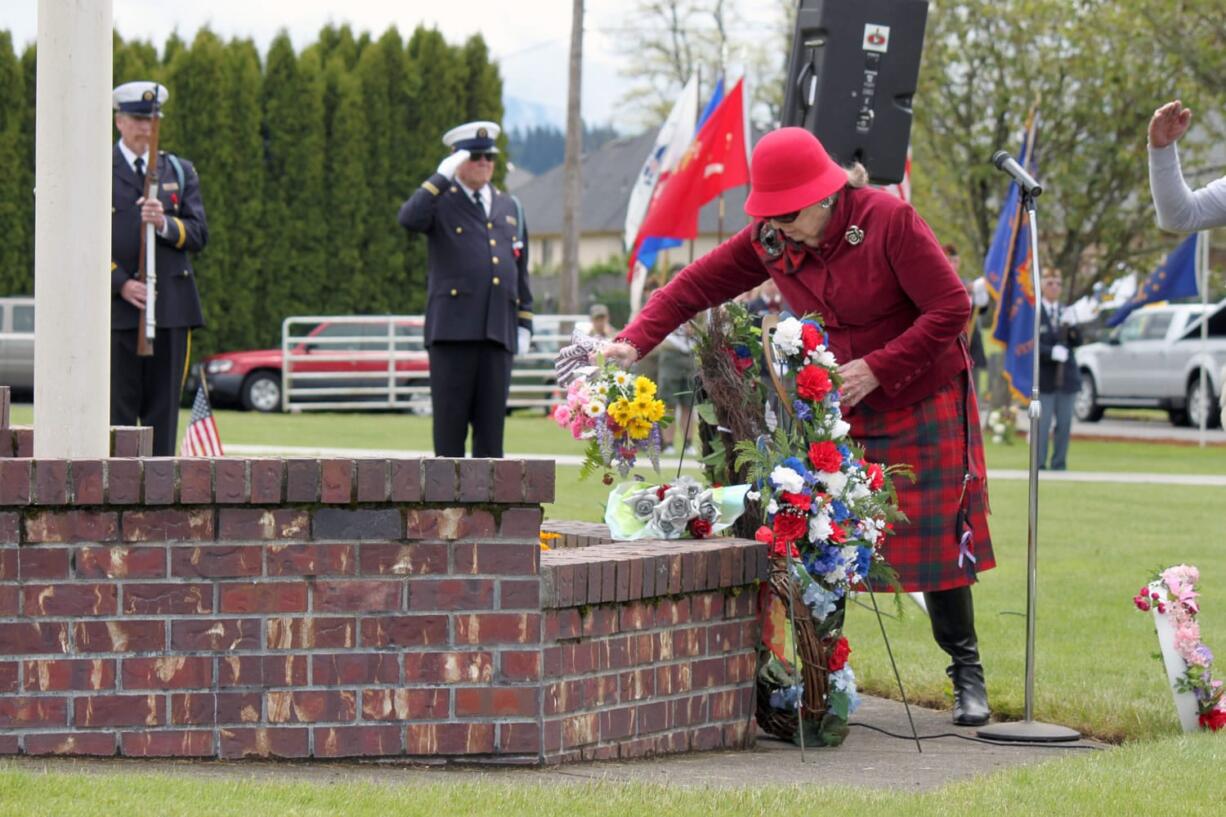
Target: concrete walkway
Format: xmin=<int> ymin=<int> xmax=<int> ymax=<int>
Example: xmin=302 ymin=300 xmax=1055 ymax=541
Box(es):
xmin=1 ymin=696 xmax=1105 ymax=791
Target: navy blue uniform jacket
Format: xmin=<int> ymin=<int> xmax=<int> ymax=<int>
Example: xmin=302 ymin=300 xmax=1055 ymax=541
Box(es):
xmin=111 ymin=146 xmax=208 ymax=331
xmin=398 ymin=173 xmax=534 ymax=351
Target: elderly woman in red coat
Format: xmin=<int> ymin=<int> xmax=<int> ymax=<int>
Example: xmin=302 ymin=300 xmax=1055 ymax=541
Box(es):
xmin=604 ymin=128 xmax=994 ymax=726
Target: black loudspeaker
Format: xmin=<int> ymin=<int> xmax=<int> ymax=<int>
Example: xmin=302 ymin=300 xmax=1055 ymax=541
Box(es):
xmin=782 ymin=0 xmax=929 ymax=185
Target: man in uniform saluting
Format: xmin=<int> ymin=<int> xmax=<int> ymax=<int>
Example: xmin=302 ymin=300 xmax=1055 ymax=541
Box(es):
xmin=399 ymin=120 xmax=534 ymax=458
xmin=110 ymin=81 xmax=209 ymax=455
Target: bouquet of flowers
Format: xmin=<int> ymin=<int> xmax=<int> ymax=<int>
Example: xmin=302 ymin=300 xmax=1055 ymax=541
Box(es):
xmin=1133 ymin=564 xmax=1225 ymax=731
xmin=605 ymin=476 xmax=750 ymax=540
xmin=986 ymin=406 xmax=1020 ymax=445
xmin=732 ymin=314 xmax=909 ymax=746
xmin=551 ymin=354 xmax=669 ymax=480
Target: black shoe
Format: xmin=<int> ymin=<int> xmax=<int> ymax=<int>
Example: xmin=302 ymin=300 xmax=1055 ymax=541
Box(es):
xmin=924 ymin=586 xmax=992 ymax=727
xmin=948 ymin=664 xmax=991 ymax=726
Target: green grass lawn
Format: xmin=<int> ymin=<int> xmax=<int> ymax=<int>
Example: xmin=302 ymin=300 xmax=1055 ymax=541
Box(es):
xmin=3 ymin=732 xmax=1225 ymax=816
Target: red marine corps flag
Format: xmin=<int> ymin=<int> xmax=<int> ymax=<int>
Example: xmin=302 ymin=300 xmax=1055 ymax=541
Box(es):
xmin=181 ymin=383 xmax=224 ymax=457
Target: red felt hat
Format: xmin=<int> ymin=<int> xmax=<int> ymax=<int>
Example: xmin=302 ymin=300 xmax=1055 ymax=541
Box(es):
xmin=744 ymin=127 xmax=848 ymax=218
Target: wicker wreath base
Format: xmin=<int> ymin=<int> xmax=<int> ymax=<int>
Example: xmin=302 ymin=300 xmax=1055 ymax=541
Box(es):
xmin=755 ymin=558 xmax=833 ymax=741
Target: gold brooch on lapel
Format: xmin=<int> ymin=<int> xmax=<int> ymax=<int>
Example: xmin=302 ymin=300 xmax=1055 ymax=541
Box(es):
xmin=845 ymin=225 xmax=864 ymax=246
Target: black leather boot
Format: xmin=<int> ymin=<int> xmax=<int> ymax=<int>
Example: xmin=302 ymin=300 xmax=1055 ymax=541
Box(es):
xmin=923 ymin=586 xmax=991 ymax=726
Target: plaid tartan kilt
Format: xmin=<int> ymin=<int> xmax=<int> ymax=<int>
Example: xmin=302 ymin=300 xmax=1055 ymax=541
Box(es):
xmin=849 ymin=371 xmax=994 ymax=592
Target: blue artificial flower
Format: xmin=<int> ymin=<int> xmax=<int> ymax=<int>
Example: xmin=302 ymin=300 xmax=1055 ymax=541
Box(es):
xmin=793 ymin=399 xmax=813 ymax=421
xmin=831 ymin=499 xmax=852 ymax=523
xmin=733 ymin=343 xmax=751 ymax=359
xmin=770 ymin=683 xmax=804 ymax=710
xmin=829 ymin=667 xmax=861 ymax=714
xmin=855 ymin=546 xmax=872 ymax=578
xmin=837 ymin=444 xmax=852 ymax=463
xmin=782 ymin=456 xmax=810 ymax=480
xmin=802 ymin=582 xmax=839 ymax=622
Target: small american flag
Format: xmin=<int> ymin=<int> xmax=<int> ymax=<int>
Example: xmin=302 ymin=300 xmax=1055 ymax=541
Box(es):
xmin=181 ymin=383 xmax=224 ymax=457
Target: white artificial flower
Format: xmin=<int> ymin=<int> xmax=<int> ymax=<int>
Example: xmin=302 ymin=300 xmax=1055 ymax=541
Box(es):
xmin=583 ymin=400 xmax=606 ymax=418
xmin=746 ymin=490 xmax=761 ymax=502
xmin=809 ymin=512 xmax=834 ymax=542
xmin=594 ymin=383 xmax=610 ymax=397
xmin=767 ymin=499 xmax=779 ymax=515
xmin=822 ymin=471 xmax=848 ymax=497
xmin=810 ymin=348 xmax=837 ymax=368
xmin=830 ymin=419 xmax=851 ymax=440
xmin=771 ymin=317 xmax=804 ymax=357
xmin=769 ymin=465 xmax=806 ymax=494
xmin=613 ymin=371 xmax=632 ymax=388
xmin=850 ymin=481 xmax=871 ymax=501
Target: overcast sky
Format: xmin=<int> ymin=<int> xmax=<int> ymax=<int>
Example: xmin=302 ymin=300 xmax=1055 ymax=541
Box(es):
xmin=4 ymin=0 xmax=654 ymax=127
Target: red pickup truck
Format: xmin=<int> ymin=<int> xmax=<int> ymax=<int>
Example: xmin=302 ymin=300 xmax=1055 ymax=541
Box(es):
xmin=195 ymin=318 xmax=429 ymax=412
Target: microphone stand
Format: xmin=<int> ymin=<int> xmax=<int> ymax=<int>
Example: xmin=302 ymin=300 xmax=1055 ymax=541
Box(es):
xmin=978 ymin=188 xmax=1079 ymax=743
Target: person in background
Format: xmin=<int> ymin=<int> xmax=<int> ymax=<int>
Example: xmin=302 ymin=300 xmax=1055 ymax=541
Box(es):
xmin=744 ymin=277 xmax=785 ymax=318
xmin=587 ymin=303 xmax=619 ymax=339
xmin=657 ymin=321 xmax=698 ymax=455
xmin=1036 ymin=274 xmax=1082 ymax=471
xmin=599 ymin=127 xmax=994 ymax=726
xmin=399 ymin=120 xmax=533 ymax=458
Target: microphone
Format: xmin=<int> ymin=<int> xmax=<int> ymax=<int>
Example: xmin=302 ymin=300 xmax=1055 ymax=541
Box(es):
xmin=991 ymin=150 xmax=1043 ymax=197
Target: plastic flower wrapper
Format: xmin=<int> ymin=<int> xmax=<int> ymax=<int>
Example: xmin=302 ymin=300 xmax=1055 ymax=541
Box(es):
xmin=605 ymin=476 xmax=751 ymax=540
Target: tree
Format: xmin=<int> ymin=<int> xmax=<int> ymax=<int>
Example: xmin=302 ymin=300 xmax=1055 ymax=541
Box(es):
xmin=0 ymin=32 xmax=31 ymax=295
xmin=1139 ymin=0 xmax=1226 ymax=101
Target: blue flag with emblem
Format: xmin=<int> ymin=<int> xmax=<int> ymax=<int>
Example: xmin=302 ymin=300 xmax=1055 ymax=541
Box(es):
xmin=1106 ymin=233 xmax=1200 ymax=328
xmin=987 ymin=115 xmax=1040 ymax=402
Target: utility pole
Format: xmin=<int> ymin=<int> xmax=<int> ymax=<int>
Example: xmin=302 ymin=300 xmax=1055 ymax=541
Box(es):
xmin=560 ymin=0 xmax=584 ymax=314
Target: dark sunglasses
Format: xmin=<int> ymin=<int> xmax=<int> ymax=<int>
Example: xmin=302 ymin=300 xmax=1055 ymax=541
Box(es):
xmin=766 ymin=210 xmax=801 ymax=224
xmin=468 ymin=152 xmax=497 ymax=162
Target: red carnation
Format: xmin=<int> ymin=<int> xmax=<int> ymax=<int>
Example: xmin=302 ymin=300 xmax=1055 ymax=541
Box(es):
xmin=801 ymin=323 xmax=823 ymax=354
xmin=829 ymin=523 xmax=847 ymax=544
xmin=796 ymin=365 xmax=833 ymax=402
xmin=773 ymin=511 xmax=808 ymax=544
xmin=866 ymin=462 xmax=885 ymax=491
xmin=656 ymin=484 xmax=671 ymax=501
xmin=779 ymin=491 xmax=811 ymax=512
xmin=687 ymin=517 xmax=713 ymax=539
xmin=827 ymin=636 xmax=852 ymax=671
xmin=808 ymin=441 xmax=842 ymax=473
xmin=1199 ymin=708 xmax=1226 ymax=731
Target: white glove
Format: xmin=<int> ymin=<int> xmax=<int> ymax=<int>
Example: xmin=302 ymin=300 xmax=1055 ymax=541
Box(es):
xmin=971 ymin=277 xmax=990 ymax=308
xmin=437 ymin=149 xmax=469 ymax=179
xmin=517 ymin=326 xmax=532 ymax=355
xmin=1051 ymin=344 xmax=1069 ymax=363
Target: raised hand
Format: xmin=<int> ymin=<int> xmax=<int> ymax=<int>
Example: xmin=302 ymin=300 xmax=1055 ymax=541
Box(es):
xmin=1149 ymin=101 xmax=1192 ymax=150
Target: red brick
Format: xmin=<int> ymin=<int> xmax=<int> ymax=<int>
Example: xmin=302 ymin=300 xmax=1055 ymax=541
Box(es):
xmin=581 ymin=606 xmax=618 ymax=638
xmin=359 ymin=542 xmax=447 ymax=576
xmin=24 ymin=732 xmax=116 ymax=756
xmin=619 ymin=668 xmax=655 ymax=702
xmin=123 ymin=583 xmax=212 ymax=615
xmin=389 ymin=459 xmax=422 ymax=502
xmin=458 ymin=460 xmax=491 ymax=501
xmin=498 ymin=721 xmax=540 ymax=754
xmin=313 ymin=653 xmax=399 ymax=685
xmin=0 ymin=548 xmax=12 ymax=581
xmin=601 ymin=560 xmax=617 ymax=603
xmin=219 ymin=727 xmax=309 ymax=759
xmin=219 ymin=655 xmax=307 ymax=687
xmin=313 ymin=508 xmax=402 ymax=540
xmin=690 ymin=656 xmax=726 ymax=689
xmin=73 ymin=620 xmax=163 ymax=653
xmin=12 ymin=428 xmax=32 ymax=457
xmin=359 ymin=615 xmax=448 ymax=648
xmin=171 ymin=545 xmax=262 ymax=578
xmin=23 ymin=658 xmax=115 ymax=691
xmin=455 ymin=613 xmax=540 ymax=645
xmin=320 ymin=459 xmax=353 ymax=503
xmin=142 ymin=458 xmax=176 ymax=504
xmin=18 ymin=546 xmax=70 ymax=578
xmin=179 ymin=459 xmax=213 ymax=503
xmin=422 ymin=459 xmax=457 ymax=502
xmin=454 ymin=687 xmax=537 ymax=718
xmin=23 ymin=583 xmax=117 ymax=616
xmin=560 ymin=712 xmax=598 ymax=749
xmin=406 ymin=508 xmax=494 ymax=541
xmin=0 ymin=696 xmax=67 ymax=727
xmin=214 ymin=459 xmax=250 ymax=503
xmin=619 ymin=601 xmax=653 ymax=632
xmin=265 ymin=617 xmax=356 ymax=650
xmin=122 ymin=730 xmax=214 ymax=757
xmin=75 ymin=545 xmax=165 ymax=579
xmin=172 ymin=691 xmax=261 ymax=725
xmin=0 ymin=582 xmax=15 ymax=615
xmin=71 ymin=460 xmax=104 ymax=504
xmin=111 ymin=426 xmax=152 ymax=457
xmin=249 ymin=459 xmax=285 ymax=504
xmin=123 ymin=509 xmax=214 ymax=542
xmin=74 ymin=694 xmax=162 ymax=727
xmin=403 ymin=651 xmax=494 ymax=684
xmin=32 ymin=460 xmax=69 ymax=504
xmin=220 ymin=581 xmax=307 ymax=614
xmin=0 ymin=661 xmax=15 ymax=692
xmin=454 ymin=542 xmax=539 ymax=575
xmin=122 ymin=656 xmax=213 ymax=689
xmin=656 ymin=596 xmax=694 ymax=627
xmin=693 ymin=592 xmax=724 ymax=621
xmin=408 ymin=579 xmax=494 ymax=611
xmin=314 ymin=725 xmax=403 ymax=758
xmin=406 ymin=722 xmax=493 ymax=755
xmin=268 ymin=543 xmax=354 ymax=576
xmin=601 ymin=706 xmax=638 ymax=741
xmin=547 ymin=608 xmax=582 ymax=640
xmin=500 ymin=650 xmax=541 ymax=682
xmin=171 ymin=618 xmax=260 ymax=651
xmin=0 ymin=513 xmax=17 ymax=544
xmin=355 ymin=459 xmax=390 ymax=502
xmin=492 ymin=460 xmax=524 ymax=503
xmin=312 ymin=579 xmax=401 ymax=612
xmin=523 ymin=460 xmax=555 ymax=503
xmin=285 ymin=459 xmax=321 ymax=502
xmin=105 ymin=459 xmax=142 ymax=504
xmin=499 ymin=507 xmax=543 ymax=539
xmin=24 ymin=510 xmax=120 ymax=544
xmin=361 ymin=688 xmax=449 ymax=721
xmin=0 ymin=459 xmax=31 ymax=505
xmin=218 ymin=508 xmax=309 ymax=540
xmin=266 ymin=690 xmax=355 ymax=723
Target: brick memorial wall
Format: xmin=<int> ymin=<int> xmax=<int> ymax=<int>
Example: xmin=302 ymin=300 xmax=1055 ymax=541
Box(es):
xmin=0 ymin=440 xmax=766 ymax=763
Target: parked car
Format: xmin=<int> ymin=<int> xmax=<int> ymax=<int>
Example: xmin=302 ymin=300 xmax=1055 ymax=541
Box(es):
xmin=0 ymin=296 xmax=34 ymax=396
xmin=196 ymin=317 xmax=429 ymax=413
xmin=1074 ymin=300 xmax=1226 ymax=428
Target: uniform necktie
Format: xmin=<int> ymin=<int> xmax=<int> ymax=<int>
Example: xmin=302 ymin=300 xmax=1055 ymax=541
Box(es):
xmin=133 ymin=156 xmax=145 ymax=186
xmin=472 ymin=190 xmax=484 ymax=216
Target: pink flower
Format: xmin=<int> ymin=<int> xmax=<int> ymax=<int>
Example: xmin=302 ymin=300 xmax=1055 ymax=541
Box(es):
xmin=552 ymin=404 xmax=572 ymax=427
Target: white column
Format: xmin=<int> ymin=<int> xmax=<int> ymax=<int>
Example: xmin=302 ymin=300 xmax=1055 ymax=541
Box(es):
xmin=33 ymin=0 xmax=113 ymax=458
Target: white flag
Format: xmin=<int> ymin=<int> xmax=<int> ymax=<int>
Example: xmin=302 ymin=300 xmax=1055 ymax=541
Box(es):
xmin=623 ymin=75 xmax=700 ymax=251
